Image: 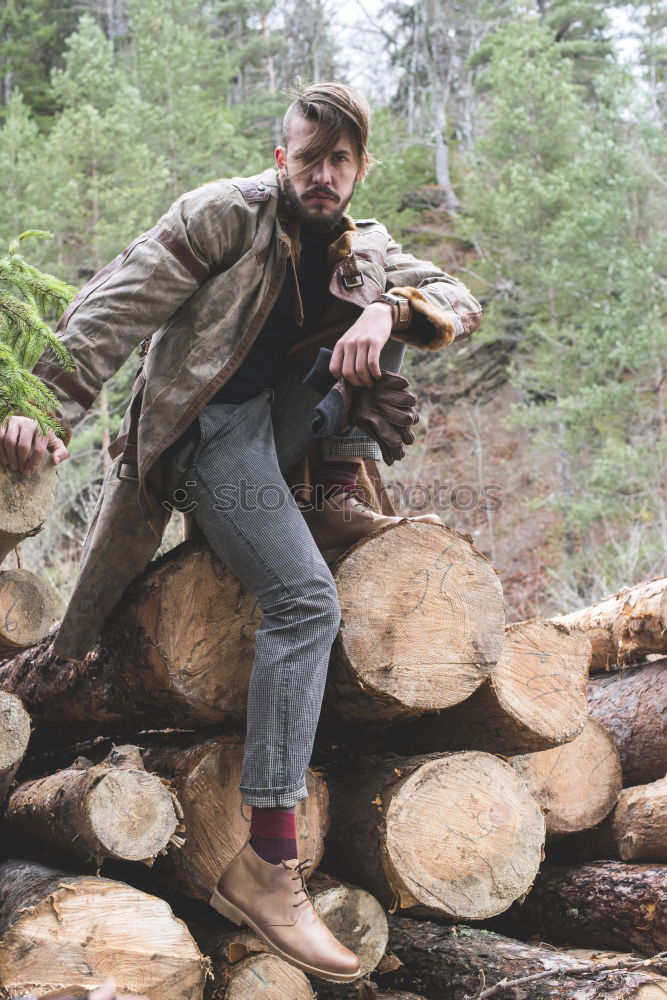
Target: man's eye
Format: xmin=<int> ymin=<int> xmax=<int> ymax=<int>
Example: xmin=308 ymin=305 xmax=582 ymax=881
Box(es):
xmin=333 ymin=154 xmax=349 ymax=163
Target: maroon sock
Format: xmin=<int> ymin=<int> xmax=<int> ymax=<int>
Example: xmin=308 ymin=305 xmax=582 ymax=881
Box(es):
xmin=250 ymin=806 xmax=298 ymax=864
xmin=312 ymin=459 xmax=359 ymax=498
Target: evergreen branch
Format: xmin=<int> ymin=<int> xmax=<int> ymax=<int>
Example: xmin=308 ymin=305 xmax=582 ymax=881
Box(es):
xmin=0 ymin=253 xmax=77 ymax=317
xmin=7 ymin=230 xmax=55 ymax=256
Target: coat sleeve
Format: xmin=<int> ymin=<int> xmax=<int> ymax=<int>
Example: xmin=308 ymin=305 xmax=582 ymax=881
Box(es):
xmin=32 ymin=183 xmax=251 ymax=439
xmin=382 ymin=236 xmax=483 ymax=351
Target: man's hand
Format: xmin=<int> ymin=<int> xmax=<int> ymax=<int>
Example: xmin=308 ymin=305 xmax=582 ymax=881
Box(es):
xmin=0 ymin=416 xmax=69 ymax=477
xmin=329 ymin=301 xmax=393 ymax=387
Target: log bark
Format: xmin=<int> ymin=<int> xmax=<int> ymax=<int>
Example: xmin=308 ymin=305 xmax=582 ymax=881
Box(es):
xmin=324 ymin=522 xmax=504 ymax=725
xmin=554 ymin=577 xmax=667 ymax=672
xmin=0 ymin=525 xmax=504 ymax=740
xmin=0 ymin=544 xmax=258 ymax=737
xmin=142 ymin=736 xmax=329 ymax=901
xmin=552 ymin=776 xmax=667 ymax=864
xmin=0 ymin=568 xmax=61 ymax=656
xmin=587 ymin=659 xmax=667 ymax=785
xmin=188 ymin=926 xmax=315 ymax=999
xmin=325 ymin=751 xmax=545 ymax=921
xmin=0 ymin=860 xmax=207 ymax=998
xmin=308 ymin=873 xmax=389 ymax=977
xmin=509 ymin=718 xmax=622 ymax=839
xmin=386 ymin=915 xmax=667 ymax=999
xmin=0 ymin=689 xmax=30 ymax=804
xmin=383 ymin=618 xmax=590 ymax=756
xmin=0 ymin=463 xmax=58 ymax=565
xmin=2 ymin=745 xmax=179 ymax=865
xmin=495 ymin=861 xmax=667 ymax=955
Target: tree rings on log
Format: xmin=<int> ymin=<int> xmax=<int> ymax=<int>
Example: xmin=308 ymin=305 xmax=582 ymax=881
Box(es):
xmin=3 ymin=745 xmax=178 ymax=864
xmin=0 ymin=860 xmax=206 ymax=998
xmin=0 ymin=568 xmax=61 ymax=656
xmin=510 ymin=718 xmax=622 ymax=839
xmin=0 ymin=689 xmax=30 ymax=804
xmin=326 ymin=522 xmax=504 ymax=724
xmin=326 ymin=752 xmax=544 ymax=920
xmin=0 ymin=463 xmax=58 ymax=566
xmin=399 ymin=618 xmax=591 ymax=756
xmin=308 ymin=872 xmax=389 ymax=977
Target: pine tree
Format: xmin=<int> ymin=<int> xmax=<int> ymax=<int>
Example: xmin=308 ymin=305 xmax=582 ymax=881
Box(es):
xmin=0 ymin=231 xmax=75 ymax=433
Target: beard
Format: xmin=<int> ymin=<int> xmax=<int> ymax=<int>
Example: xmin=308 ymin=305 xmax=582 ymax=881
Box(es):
xmin=279 ymin=172 xmax=354 ymax=234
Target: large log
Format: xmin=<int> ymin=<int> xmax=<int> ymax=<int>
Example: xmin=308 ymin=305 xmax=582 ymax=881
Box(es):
xmin=0 ymin=690 xmax=30 ymax=805
xmin=0 ymin=568 xmax=61 ymax=657
xmin=325 ymin=751 xmax=545 ymax=921
xmin=2 ymin=745 xmax=179 ymax=865
xmin=587 ymin=659 xmax=667 ymax=785
xmin=323 ymin=521 xmax=504 ymax=724
xmin=142 ymin=736 xmax=329 ymax=901
xmin=509 ymin=718 xmax=622 ymax=839
xmin=551 ymin=776 xmax=667 ymax=864
xmin=554 ymin=578 xmax=667 ymax=672
xmin=380 ymin=618 xmax=590 ymax=757
xmin=386 ymin=915 xmax=667 ymax=999
xmin=0 ymin=860 xmax=207 ymax=998
xmin=0 ymin=524 xmax=504 ymax=739
xmin=0 ymin=463 xmax=58 ymax=566
xmin=0 ymin=545 xmax=257 ymax=737
xmin=496 ymin=861 xmax=667 ymax=955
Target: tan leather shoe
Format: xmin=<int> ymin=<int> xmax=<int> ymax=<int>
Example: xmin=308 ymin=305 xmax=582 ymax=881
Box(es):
xmin=210 ymin=842 xmax=361 ymax=982
xmin=301 ymin=488 xmax=441 ymax=564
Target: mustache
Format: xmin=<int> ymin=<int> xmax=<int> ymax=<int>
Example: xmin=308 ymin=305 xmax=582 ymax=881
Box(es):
xmin=302 ymin=186 xmax=340 ymax=202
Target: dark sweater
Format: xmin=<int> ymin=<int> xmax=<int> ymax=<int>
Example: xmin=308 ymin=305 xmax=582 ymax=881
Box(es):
xmin=208 ymin=230 xmax=333 ymax=406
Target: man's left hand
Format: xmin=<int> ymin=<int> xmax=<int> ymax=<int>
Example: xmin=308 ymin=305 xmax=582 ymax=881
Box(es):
xmin=329 ymin=301 xmax=393 ymax=387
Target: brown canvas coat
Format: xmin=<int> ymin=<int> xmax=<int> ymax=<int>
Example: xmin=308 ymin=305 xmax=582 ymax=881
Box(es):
xmin=33 ymin=168 xmax=483 ymax=662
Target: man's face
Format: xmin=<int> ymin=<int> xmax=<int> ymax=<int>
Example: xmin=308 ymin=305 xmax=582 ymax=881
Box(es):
xmin=275 ymin=115 xmax=367 ymax=233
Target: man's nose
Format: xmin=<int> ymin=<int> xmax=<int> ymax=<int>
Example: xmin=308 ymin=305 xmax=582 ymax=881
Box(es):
xmin=311 ymin=159 xmax=333 ymax=186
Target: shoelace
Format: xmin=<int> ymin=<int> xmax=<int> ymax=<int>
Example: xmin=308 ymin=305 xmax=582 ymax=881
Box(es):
xmin=284 ymin=856 xmax=313 ymax=908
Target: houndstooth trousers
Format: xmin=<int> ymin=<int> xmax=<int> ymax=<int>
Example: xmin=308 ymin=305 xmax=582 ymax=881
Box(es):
xmin=161 ymin=340 xmax=405 ymax=807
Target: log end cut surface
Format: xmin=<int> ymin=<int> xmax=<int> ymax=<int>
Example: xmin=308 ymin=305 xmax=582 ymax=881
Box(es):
xmin=0 ymin=569 xmax=61 ymax=653
xmin=511 ymin=718 xmax=622 ymax=838
xmin=0 ymin=864 xmax=205 ymax=999
xmin=495 ymin=620 xmax=590 ymax=746
xmin=312 ymin=880 xmax=388 ymax=977
xmin=0 ymin=463 xmax=58 ymax=557
xmin=385 ymin=752 xmax=545 ymax=919
xmin=88 ymin=769 xmax=178 ymax=861
xmin=0 ymin=690 xmax=30 ymax=776
xmin=220 ymin=953 xmax=315 ymax=999
xmin=333 ymin=523 xmax=504 ymax=714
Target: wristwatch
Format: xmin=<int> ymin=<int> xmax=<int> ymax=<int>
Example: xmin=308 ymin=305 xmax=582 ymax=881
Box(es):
xmin=374 ymin=291 xmax=411 ymax=330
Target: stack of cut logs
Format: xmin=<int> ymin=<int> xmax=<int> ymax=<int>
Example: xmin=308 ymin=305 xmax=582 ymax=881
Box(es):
xmin=0 ymin=461 xmax=666 ymax=1000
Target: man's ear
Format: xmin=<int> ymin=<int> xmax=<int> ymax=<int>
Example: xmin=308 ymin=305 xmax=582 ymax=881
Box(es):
xmin=275 ymin=146 xmax=287 ymax=171
xmin=356 ymin=153 xmax=370 ymax=184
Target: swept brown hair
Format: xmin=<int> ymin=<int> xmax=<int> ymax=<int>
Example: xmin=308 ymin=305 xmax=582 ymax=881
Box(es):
xmin=282 ymin=81 xmax=376 ymax=175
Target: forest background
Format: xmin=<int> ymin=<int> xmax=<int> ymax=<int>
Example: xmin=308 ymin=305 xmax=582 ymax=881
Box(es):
xmin=0 ymin=0 xmax=665 ymax=621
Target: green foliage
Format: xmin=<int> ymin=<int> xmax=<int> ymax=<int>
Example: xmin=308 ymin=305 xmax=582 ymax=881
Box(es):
xmin=460 ymin=18 xmax=667 ymax=594
xmin=0 ymin=231 xmax=75 ymax=432
xmin=0 ymin=0 xmax=80 ymax=120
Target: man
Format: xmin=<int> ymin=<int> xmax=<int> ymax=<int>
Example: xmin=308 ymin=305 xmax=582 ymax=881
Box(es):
xmin=0 ymin=83 xmax=481 ymax=980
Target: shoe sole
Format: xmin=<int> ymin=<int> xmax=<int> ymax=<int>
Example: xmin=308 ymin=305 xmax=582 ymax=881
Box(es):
xmin=209 ymin=887 xmax=361 ymax=982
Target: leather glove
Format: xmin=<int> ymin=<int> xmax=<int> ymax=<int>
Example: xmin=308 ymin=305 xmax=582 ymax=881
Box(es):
xmin=349 ymin=372 xmax=419 ymax=465
xmin=303 ymin=347 xmax=419 ymax=465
